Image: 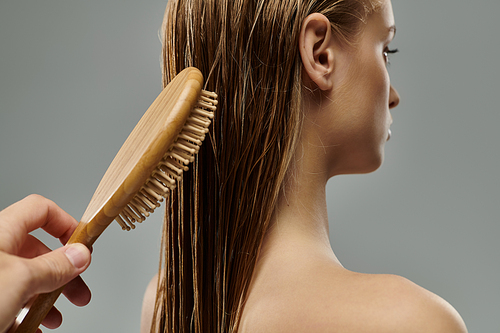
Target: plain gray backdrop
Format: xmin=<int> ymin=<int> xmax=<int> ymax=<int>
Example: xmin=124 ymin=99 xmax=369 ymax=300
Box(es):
xmin=1 ymin=0 xmax=498 ymax=332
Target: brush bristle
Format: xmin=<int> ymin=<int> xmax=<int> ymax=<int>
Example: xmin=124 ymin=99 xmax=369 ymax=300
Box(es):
xmin=115 ymin=90 xmax=217 ymax=231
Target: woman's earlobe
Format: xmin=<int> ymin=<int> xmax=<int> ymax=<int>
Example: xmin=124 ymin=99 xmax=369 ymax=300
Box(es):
xmin=299 ymin=13 xmax=335 ymax=91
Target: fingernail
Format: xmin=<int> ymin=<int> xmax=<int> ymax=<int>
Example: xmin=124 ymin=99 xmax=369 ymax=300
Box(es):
xmin=64 ymin=244 xmax=90 ymax=269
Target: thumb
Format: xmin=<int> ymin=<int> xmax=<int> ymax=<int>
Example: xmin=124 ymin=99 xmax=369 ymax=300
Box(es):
xmin=28 ymin=243 xmax=91 ymax=295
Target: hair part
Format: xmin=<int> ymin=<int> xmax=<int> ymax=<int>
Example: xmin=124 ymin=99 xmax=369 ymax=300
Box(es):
xmin=153 ymin=1 xmax=377 ymax=332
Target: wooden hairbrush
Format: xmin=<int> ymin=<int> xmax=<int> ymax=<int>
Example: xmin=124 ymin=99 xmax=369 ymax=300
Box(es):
xmin=8 ymin=67 xmax=217 ymax=333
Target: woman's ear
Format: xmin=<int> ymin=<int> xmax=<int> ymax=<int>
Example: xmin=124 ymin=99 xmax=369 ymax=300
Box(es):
xmin=299 ymin=13 xmax=336 ymax=91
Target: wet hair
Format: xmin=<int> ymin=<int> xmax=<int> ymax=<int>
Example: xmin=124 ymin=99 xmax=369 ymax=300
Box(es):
xmin=153 ymin=0 xmax=379 ymax=332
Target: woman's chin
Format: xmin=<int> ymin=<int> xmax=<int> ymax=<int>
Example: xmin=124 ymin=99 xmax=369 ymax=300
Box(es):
xmin=333 ymin=148 xmax=385 ymax=177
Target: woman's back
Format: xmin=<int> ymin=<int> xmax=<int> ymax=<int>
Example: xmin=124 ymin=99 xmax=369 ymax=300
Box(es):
xmin=143 ymin=249 xmax=467 ymax=333
xmin=240 ymin=230 xmax=466 ymax=333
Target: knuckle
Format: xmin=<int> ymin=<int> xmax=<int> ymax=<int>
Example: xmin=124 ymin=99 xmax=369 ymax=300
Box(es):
xmin=24 ymin=193 xmax=45 ymax=204
xmin=24 ymin=194 xmax=55 ymax=211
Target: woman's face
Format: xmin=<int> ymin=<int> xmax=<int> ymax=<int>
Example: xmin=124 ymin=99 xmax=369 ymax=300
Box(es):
xmin=322 ymin=0 xmax=400 ymax=176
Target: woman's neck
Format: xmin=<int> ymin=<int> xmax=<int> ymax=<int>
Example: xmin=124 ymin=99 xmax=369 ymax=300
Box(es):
xmin=260 ymin=156 xmax=342 ymax=266
xmin=241 ymin=146 xmax=344 ymax=330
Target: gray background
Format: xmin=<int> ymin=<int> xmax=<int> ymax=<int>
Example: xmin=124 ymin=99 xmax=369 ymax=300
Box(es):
xmin=0 ymin=0 xmax=498 ymax=332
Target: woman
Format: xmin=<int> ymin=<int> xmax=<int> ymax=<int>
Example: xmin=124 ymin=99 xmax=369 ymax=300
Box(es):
xmin=142 ymin=0 xmax=467 ymax=332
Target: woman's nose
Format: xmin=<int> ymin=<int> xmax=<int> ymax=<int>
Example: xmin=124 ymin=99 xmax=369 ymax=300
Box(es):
xmin=389 ymin=85 xmax=400 ymax=109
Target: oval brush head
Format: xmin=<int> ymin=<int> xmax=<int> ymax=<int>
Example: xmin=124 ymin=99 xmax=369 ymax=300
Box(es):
xmin=115 ymin=95 xmax=215 ymax=230
xmin=71 ymin=67 xmax=216 ymax=244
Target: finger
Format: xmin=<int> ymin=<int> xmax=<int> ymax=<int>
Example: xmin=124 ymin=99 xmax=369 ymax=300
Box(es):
xmin=40 ymin=305 xmax=62 ymax=329
xmin=0 ymin=195 xmax=79 ymax=254
xmin=26 ymin=244 xmax=91 ymax=296
xmin=17 ymin=234 xmax=50 ymax=259
xmin=16 ymin=235 xmax=92 ymax=306
xmin=15 ymin=234 xmax=89 ymax=260
xmin=62 ymin=275 xmax=92 ymax=307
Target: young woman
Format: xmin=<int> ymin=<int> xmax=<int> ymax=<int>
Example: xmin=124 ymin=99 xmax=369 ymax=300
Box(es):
xmin=142 ymin=0 xmax=468 ymax=332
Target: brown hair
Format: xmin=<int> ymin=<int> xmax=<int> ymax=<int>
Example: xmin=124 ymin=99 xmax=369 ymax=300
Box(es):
xmin=153 ymin=0 xmax=377 ymax=332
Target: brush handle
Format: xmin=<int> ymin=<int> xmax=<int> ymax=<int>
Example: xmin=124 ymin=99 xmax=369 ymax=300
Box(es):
xmin=9 ymin=223 xmax=95 ymax=333
xmin=8 ymin=287 xmax=65 ymax=333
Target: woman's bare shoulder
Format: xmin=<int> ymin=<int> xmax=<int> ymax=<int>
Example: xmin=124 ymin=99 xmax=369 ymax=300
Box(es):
xmin=357 ymin=273 xmax=468 ymax=333
xmin=240 ymin=270 xmax=467 ymax=333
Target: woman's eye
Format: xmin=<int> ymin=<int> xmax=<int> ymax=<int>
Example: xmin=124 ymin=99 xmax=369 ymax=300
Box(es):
xmin=383 ymin=47 xmax=399 ymax=64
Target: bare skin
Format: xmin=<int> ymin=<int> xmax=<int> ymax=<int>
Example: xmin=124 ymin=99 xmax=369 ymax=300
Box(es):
xmin=142 ymin=1 xmax=468 ymax=332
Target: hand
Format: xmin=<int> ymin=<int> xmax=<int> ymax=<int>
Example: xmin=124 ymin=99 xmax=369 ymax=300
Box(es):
xmin=0 ymin=195 xmax=92 ymax=333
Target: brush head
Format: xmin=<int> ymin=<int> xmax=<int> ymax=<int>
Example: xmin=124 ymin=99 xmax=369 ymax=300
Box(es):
xmin=76 ymin=67 xmax=216 ymax=243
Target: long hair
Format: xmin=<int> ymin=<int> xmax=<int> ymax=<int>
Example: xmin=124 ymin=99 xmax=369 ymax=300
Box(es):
xmin=153 ymin=0 xmax=377 ymax=332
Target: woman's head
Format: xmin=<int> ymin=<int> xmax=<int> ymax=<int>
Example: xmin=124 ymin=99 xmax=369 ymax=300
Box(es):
xmin=298 ymin=0 xmax=400 ymax=177
xmin=154 ymin=0 xmax=396 ymax=332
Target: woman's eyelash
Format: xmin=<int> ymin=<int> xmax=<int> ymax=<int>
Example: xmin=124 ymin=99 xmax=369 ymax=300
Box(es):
xmin=383 ymin=48 xmax=399 ymax=64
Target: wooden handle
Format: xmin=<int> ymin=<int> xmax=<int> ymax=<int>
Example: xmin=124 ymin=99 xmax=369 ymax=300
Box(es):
xmin=8 ymin=287 xmax=64 ymax=333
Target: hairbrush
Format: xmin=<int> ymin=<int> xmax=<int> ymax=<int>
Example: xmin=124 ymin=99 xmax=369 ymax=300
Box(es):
xmin=9 ymin=67 xmax=216 ymax=333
